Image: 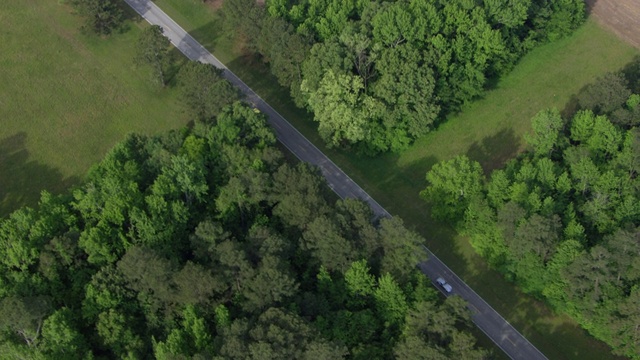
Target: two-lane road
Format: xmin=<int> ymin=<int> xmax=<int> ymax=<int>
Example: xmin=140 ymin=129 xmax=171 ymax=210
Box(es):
xmin=125 ymin=0 xmax=388 ymax=218
xmin=124 ymin=1 xmax=547 ymax=358
xmin=419 ymin=247 xmax=547 ymax=359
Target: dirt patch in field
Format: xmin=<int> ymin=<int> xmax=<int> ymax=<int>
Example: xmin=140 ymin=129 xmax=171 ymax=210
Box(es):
xmin=586 ymin=0 xmax=640 ymax=49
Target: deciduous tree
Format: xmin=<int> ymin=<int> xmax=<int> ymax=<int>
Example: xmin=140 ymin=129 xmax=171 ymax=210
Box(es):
xmin=302 ymin=70 xmax=383 ymax=148
xmin=72 ymin=0 xmax=123 ymax=35
xmin=178 ymin=61 xmax=238 ymax=121
xmin=136 ymin=25 xmax=171 ymax=86
xmin=421 ymin=155 xmax=484 ymax=221
xmin=525 ymin=108 xmax=565 ymax=157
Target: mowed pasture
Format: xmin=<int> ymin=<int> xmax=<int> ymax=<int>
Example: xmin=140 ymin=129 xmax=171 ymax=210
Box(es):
xmin=0 ymin=1 xmax=188 ymax=215
xmin=152 ymin=1 xmax=639 ymax=358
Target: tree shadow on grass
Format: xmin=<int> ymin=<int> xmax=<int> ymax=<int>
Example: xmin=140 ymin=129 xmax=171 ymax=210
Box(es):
xmin=448 ymin=223 xmax=625 ymax=360
xmin=466 ymin=128 xmax=521 ymax=174
xmin=620 ymin=54 xmax=640 ymax=93
xmin=563 ymin=55 xmax=640 ymax=119
xmin=226 ymin=53 xmax=290 ymax=102
xmin=561 ymin=93 xmax=581 ymax=120
xmin=117 ymin=1 xmax=143 ymax=34
xmin=0 ymin=133 xmax=80 ymax=217
xmin=165 ymin=46 xmax=191 ymax=87
xmin=384 ymin=155 xmax=466 ymax=260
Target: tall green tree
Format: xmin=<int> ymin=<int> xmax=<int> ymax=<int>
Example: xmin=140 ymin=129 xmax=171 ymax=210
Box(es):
xmin=302 ymin=70 xmax=383 ymax=149
xmin=178 ymin=61 xmax=239 ymax=121
xmin=222 ymin=0 xmax=265 ymax=51
xmin=344 ymin=260 xmax=376 ymax=306
xmin=271 ymin=164 xmax=331 ymax=229
xmin=0 ymin=296 xmax=51 ymax=347
xmin=96 ymin=309 xmax=145 ymax=359
xmin=378 ymin=217 xmax=423 ymax=283
xmin=577 ymin=72 xmax=630 ymax=115
xmin=525 ymin=108 xmax=565 ymax=157
xmin=372 ymin=44 xmax=440 ymax=151
xmin=40 ymin=308 xmax=90 ymax=359
xmin=256 ymin=16 xmax=311 ymax=102
xmin=374 ymin=273 xmax=408 ymax=328
xmin=72 ymin=0 xmax=123 ymax=35
xmin=302 ymin=215 xmax=354 ymax=273
xmin=421 ymin=155 xmax=484 ymax=222
xmin=136 ymin=25 xmax=172 ymax=86
xmin=242 ymin=256 xmax=298 ymax=311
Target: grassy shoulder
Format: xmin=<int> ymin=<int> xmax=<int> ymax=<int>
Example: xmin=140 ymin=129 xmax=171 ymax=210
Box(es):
xmin=152 ymin=1 xmax=638 ymax=358
xmin=0 ymin=1 xmax=189 ymax=215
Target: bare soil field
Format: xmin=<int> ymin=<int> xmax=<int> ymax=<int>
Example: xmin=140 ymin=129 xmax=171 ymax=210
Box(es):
xmin=586 ymin=0 xmax=640 ymax=49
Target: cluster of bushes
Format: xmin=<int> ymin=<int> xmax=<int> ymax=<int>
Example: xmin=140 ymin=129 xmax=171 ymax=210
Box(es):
xmin=422 ymin=71 xmax=640 ymax=359
xmin=224 ymin=0 xmax=585 ymax=153
xmin=0 ymin=100 xmax=489 ymax=359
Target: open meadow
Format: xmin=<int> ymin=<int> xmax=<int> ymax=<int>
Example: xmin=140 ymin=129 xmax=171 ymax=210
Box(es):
xmin=0 ymin=1 xmax=188 ymax=215
xmin=152 ymin=1 xmax=639 ymax=358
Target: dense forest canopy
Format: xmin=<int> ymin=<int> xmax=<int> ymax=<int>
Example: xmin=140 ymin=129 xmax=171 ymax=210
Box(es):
xmin=422 ymin=71 xmax=640 ymax=359
xmin=223 ymin=0 xmax=585 ymax=153
xmin=0 ymin=96 xmax=489 ymax=358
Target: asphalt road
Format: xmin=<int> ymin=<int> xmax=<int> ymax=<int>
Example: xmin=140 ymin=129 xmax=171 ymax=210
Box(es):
xmin=418 ymin=246 xmax=547 ymax=360
xmin=124 ymin=1 xmax=548 ymax=359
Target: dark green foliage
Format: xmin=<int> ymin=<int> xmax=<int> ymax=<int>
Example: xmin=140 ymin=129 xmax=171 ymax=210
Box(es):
xmin=221 ymin=0 xmax=264 ymax=51
xmin=421 ymin=155 xmax=485 ymax=222
xmin=424 ymin=80 xmax=640 ymax=358
xmin=577 ymin=72 xmax=631 ymax=115
xmin=0 ymin=296 xmax=51 ymax=347
xmin=396 ymin=297 xmax=487 ymax=359
xmin=71 ymin=0 xmax=123 ymax=35
xmin=271 ymin=163 xmax=331 ymax=229
xmin=40 ymin=308 xmax=91 ymax=359
xmin=225 ymin=0 xmax=585 ymax=153
xmin=178 ymin=62 xmax=239 ymax=121
xmin=530 ymin=0 xmax=585 ymax=42
xmin=525 ymin=108 xmax=566 ymax=157
xmin=256 ymin=16 xmax=312 ymax=103
xmin=0 ymin=101 xmax=486 ymax=358
xmin=371 ymin=44 xmax=440 ymax=151
xmin=136 ymin=25 xmax=172 ymax=86
xmin=378 ymin=217 xmax=424 ymax=283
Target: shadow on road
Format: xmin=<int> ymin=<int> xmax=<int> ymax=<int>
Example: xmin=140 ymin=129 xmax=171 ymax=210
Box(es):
xmin=188 ymin=20 xmax=223 ymax=52
xmin=0 ymin=132 xmax=79 ymax=217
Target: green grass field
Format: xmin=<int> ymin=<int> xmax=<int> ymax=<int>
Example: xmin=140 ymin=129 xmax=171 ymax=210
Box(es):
xmin=0 ymin=1 xmax=189 ymax=215
xmin=151 ymin=1 xmax=639 ymax=358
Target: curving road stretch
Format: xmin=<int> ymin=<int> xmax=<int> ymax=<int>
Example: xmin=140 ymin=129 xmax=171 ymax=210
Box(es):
xmin=123 ymin=1 xmax=548 ymax=359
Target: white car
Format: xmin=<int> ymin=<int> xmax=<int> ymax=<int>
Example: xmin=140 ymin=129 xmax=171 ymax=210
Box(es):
xmin=436 ymin=277 xmax=453 ymax=293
